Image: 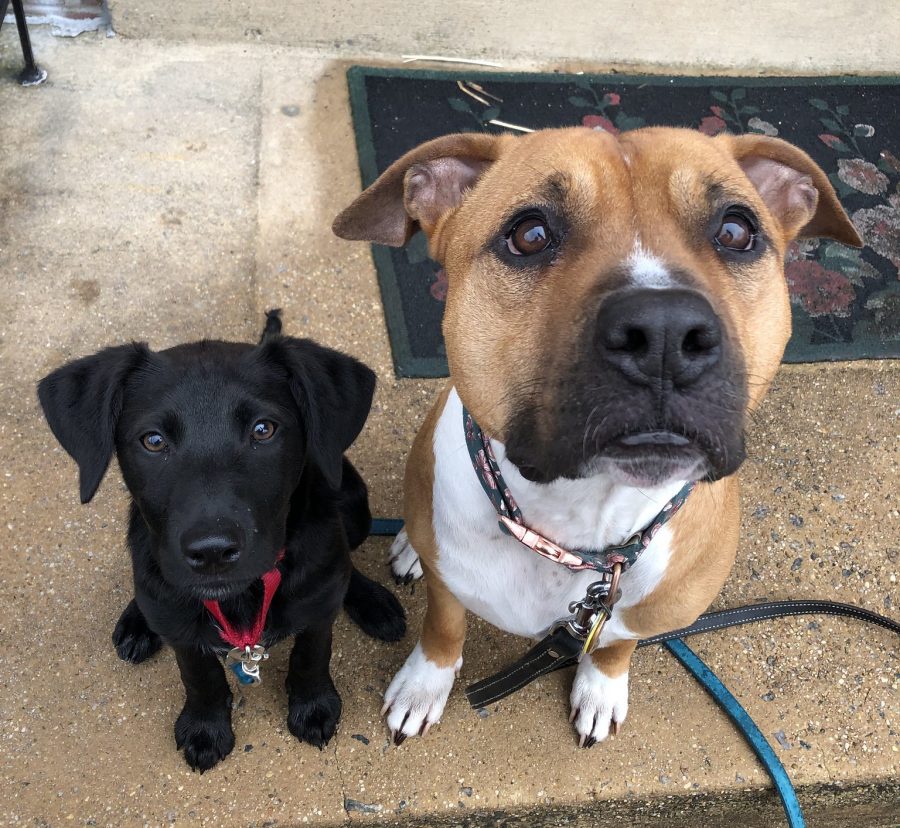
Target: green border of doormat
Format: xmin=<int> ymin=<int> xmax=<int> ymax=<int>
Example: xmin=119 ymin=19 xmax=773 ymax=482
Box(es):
xmin=346 ymin=66 xmax=900 ymax=378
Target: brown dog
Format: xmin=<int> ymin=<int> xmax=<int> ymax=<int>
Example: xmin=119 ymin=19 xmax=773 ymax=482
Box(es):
xmin=334 ymin=127 xmax=861 ymax=745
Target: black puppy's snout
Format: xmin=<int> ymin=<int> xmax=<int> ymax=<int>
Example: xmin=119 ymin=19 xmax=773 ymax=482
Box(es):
xmin=597 ymin=289 xmax=722 ymax=387
xmin=181 ymin=526 xmax=244 ymax=574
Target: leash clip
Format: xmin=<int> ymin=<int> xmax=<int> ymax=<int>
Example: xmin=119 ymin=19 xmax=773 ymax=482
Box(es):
xmin=551 ymin=564 xmax=623 ymax=660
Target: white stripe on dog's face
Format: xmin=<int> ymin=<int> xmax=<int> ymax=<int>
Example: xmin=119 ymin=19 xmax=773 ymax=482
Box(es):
xmin=627 ymin=242 xmax=673 ymax=288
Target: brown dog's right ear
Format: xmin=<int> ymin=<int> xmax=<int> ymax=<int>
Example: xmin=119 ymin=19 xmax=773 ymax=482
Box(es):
xmin=333 ymin=132 xmax=505 ymax=247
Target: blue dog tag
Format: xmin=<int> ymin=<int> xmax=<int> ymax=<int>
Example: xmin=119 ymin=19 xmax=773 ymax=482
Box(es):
xmin=229 ymin=660 xmax=260 ymax=685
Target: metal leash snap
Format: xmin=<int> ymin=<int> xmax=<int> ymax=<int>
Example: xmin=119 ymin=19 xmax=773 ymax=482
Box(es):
xmin=553 ymin=564 xmax=622 ymax=660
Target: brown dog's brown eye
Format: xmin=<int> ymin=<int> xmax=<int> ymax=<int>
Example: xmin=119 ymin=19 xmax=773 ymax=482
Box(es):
xmin=252 ymin=420 xmax=277 ymax=442
xmin=141 ymin=432 xmax=166 ymax=452
xmin=715 ymin=214 xmax=755 ymax=251
xmin=507 ymin=216 xmax=552 ymax=256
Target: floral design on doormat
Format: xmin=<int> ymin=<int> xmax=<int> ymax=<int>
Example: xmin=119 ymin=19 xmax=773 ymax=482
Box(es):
xmin=566 ymin=79 xmax=646 ymax=133
xmin=806 ymin=98 xmax=900 ymax=342
xmin=447 ymin=94 xmax=504 ymax=129
xmin=698 ymin=88 xmax=779 ymax=136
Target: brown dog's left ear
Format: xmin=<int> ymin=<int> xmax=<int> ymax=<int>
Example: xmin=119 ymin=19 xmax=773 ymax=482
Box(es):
xmin=722 ymin=134 xmax=863 ymax=247
xmin=333 ymin=132 xmax=506 ymax=247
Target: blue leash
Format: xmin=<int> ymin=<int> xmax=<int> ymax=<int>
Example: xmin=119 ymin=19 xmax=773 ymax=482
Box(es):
xmin=664 ymin=639 xmax=805 ymax=827
xmin=370 ymin=517 xmax=405 ymax=536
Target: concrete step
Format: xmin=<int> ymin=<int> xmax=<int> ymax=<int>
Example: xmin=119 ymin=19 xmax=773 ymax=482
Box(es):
xmin=1 ymin=28 xmax=897 ymax=827
xmin=101 ymin=0 xmax=899 ymax=76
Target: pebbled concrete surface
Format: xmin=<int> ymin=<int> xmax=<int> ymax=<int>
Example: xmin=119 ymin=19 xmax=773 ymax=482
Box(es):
xmin=1 ymin=24 xmax=898 ymax=828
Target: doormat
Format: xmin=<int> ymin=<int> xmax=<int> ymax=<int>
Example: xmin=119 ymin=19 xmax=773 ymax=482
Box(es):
xmin=346 ymin=66 xmax=900 ymax=377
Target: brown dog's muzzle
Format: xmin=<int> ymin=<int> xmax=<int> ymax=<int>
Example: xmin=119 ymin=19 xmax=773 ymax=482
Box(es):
xmin=504 ymin=286 xmax=748 ymax=487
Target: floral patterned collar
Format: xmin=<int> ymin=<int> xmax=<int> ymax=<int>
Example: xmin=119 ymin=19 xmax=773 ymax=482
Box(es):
xmin=462 ymin=405 xmax=694 ymax=575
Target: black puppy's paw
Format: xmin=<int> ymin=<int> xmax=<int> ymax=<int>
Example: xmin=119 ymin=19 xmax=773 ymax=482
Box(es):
xmin=344 ymin=568 xmax=407 ymax=642
xmin=174 ymin=708 xmax=235 ymax=772
xmin=288 ymin=683 xmax=342 ymax=749
xmin=112 ymin=599 xmax=163 ymax=664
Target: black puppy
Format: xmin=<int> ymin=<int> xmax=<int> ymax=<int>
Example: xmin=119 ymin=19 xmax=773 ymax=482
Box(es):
xmin=38 ymin=311 xmax=405 ymax=771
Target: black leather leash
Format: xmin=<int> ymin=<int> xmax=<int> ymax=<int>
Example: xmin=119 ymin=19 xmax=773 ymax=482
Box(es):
xmin=636 ymin=598 xmax=900 ymax=646
xmin=466 ymin=598 xmax=900 ymax=709
xmin=466 ymin=626 xmax=585 ymax=708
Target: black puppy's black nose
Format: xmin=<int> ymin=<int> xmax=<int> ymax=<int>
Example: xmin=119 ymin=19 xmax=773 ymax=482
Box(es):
xmin=181 ymin=528 xmax=243 ymax=574
xmin=597 ymin=289 xmax=722 ymax=387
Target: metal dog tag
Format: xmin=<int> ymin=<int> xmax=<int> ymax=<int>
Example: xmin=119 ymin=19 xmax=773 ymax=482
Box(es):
xmin=225 ymin=645 xmax=268 ymax=686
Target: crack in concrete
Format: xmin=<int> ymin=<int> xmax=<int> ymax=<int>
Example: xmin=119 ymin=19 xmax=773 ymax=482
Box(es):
xmin=332 ymin=729 xmax=354 ymax=824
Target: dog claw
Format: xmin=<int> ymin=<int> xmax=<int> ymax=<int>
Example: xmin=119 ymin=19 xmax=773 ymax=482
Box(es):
xmin=569 ymin=707 xmax=578 ymax=724
xmin=393 ymin=731 xmax=407 ymax=746
xmin=583 ymin=736 xmax=596 ymax=749
xmin=611 ymin=719 xmax=621 ymax=736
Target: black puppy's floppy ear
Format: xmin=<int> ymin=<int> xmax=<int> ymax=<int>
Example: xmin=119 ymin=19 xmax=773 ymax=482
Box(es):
xmin=37 ymin=343 xmax=149 ymax=504
xmin=271 ymin=338 xmax=376 ymax=489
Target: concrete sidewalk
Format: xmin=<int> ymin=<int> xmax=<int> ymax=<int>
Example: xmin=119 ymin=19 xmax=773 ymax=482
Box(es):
xmin=0 ymin=23 xmax=897 ymax=827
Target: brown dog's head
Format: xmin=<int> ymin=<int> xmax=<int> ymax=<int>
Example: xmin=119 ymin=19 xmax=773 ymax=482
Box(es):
xmin=335 ymin=127 xmax=861 ymax=487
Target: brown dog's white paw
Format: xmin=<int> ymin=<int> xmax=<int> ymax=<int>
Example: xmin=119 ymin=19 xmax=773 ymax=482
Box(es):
xmin=382 ymin=643 xmax=460 ymax=744
xmin=569 ymin=658 xmax=629 ymax=748
xmin=389 ymin=529 xmax=423 ymax=584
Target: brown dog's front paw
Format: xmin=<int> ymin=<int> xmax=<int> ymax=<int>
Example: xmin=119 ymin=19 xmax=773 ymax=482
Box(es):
xmin=288 ymin=683 xmax=342 ymax=749
xmin=382 ymin=644 xmax=459 ymax=744
xmin=569 ymin=660 xmax=629 ymax=747
xmin=174 ymin=708 xmax=235 ymax=772
xmin=388 ymin=529 xmax=423 ymax=584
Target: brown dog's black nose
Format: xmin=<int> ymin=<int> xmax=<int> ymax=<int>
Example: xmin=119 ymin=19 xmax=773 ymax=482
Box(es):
xmin=181 ymin=528 xmax=243 ymax=573
xmin=598 ymin=289 xmax=722 ymax=387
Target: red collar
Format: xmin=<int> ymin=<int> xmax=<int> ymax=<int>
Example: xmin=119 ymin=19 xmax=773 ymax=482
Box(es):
xmin=202 ymin=550 xmax=285 ymax=650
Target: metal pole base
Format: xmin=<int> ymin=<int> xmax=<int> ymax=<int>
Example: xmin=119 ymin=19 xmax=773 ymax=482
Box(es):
xmin=18 ymin=64 xmax=48 ymax=86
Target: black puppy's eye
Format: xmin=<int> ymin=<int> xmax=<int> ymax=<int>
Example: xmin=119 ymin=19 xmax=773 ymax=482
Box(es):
xmin=252 ymin=420 xmax=277 ymax=442
xmin=506 ymin=215 xmax=553 ymax=256
xmin=714 ymin=212 xmax=756 ymax=251
xmin=141 ymin=432 xmax=167 ymax=453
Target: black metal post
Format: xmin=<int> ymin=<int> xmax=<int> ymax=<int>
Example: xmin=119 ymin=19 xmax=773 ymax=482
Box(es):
xmin=9 ymin=0 xmax=47 ymax=85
